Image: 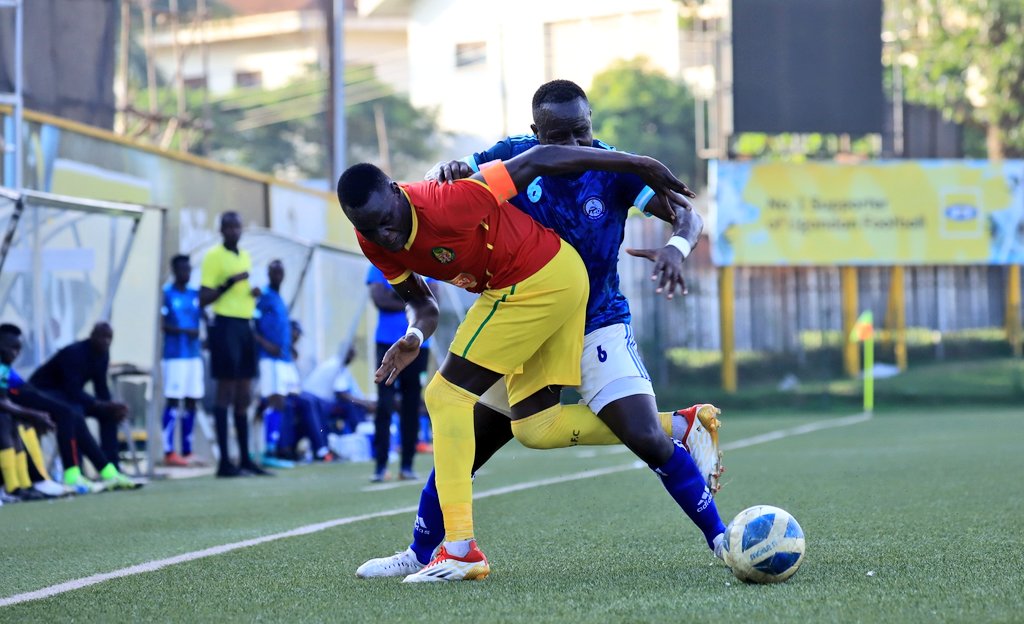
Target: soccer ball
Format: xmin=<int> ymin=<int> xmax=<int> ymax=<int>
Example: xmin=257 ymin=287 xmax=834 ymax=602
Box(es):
xmin=722 ymin=505 xmax=805 ymax=584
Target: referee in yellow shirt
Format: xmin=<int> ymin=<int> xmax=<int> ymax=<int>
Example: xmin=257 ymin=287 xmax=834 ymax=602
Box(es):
xmin=199 ymin=212 xmax=270 ymax=477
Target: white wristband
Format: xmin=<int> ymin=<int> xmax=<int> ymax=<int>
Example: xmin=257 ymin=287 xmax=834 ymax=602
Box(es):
xmin=667 ymin=236 xmax=692 ymax=259
xmin=405 ymin=327 xmax=424 ymax=345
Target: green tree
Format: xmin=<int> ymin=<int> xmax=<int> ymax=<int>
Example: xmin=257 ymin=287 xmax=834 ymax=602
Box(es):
xmin=588 ymin=58 xmax=698 ymax=184
xmin=894 ymin=0 xmax=1024 ymax=158
xmin=132 ymin=73 xmax=442 ymax=180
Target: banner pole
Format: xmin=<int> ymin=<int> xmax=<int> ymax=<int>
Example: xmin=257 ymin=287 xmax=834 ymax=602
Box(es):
xmin=864 ymin=332 xmax=874 ymax=414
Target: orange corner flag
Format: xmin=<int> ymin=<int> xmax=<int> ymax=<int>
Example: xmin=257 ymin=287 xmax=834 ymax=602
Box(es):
xmin=850 ymin=310 xmax=874 ymax=342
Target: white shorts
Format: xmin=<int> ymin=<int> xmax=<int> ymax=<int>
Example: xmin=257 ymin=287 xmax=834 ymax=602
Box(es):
xmin=258 ymin=359 xmax=301 ymax=398
xmin=478 ymin=323 xmax=654 ymax=416
xmin=162 ymin=358 xmax=205 ymax=400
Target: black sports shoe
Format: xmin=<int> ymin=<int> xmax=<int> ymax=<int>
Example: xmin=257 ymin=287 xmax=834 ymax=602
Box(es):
xmin=216 ymin=463 xmax=242 ymax=478
xmin=239 ymin=462 xmax=273 ymax=477
xmin=12 ymin=488 xmax=49 ymax=502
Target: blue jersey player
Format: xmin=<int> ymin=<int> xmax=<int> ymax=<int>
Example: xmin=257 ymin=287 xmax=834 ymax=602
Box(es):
xmin=160 ymin=254 xmax=205 ymax=467
xmin=253 ymin=259 xmax=301 ymax=466
xmin=357 ymin=80 xmax=728 ymax=581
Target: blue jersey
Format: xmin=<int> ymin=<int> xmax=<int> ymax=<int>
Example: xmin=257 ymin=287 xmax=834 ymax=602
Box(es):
xmin=255 ymin=287 xmax=292 ymax=362
xmin=161 ymin=284 xmax=201 ymax=359
xmin=366 ymin=266 xmax=433 ymax=348
xmin=466 ymin=136 xmax=655 ymax=334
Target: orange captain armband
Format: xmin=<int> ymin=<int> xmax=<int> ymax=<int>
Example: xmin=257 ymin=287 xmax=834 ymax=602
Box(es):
xmin=478 ymin=160 xmax=518 ymax=203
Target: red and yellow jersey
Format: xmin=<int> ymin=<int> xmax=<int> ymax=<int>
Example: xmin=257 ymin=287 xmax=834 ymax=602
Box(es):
xmin=357 ymin=175 xmax=561 ymax=293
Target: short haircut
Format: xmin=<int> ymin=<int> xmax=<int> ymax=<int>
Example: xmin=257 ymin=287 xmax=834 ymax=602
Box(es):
xmin=337 ymin=163 xmax=389 ymax=209
xmin=0 ymin=323 xmax=21 ymax=338
xmin=220 ymin=211 xmax=240 ymax=227
xmin=171 ymin=253 xmax=190 ymax=269
xmin=532 ymin=79 xmax=588 ymax=111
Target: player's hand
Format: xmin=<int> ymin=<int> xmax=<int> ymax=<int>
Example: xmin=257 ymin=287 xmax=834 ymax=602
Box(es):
xmin=115 ymin=402 xmax=130 ymax=421
xmin=375 ymin=334 xmax=422 ymax=385
xmin=250 ymin=286 xmax=262 ymax=298
xmin=625 ymin=246 xmax=688 ymax=299
xmin=425 ymin=160 xmax=474 ymax=184
xmin=637 ymin=156 xmax=697 ymax=207
xmin=30 ymin=410 xmax=56 ymax=432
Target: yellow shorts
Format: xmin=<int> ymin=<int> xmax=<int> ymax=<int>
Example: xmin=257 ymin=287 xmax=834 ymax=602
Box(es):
xmin=449 ymin=239 xmax=588 ymax=406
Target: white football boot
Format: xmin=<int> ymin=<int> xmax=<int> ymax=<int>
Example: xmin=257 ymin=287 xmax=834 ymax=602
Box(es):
xmin=356 ymin=548 xmax=425 ymax=579
xmin=402 ymin=541 xmax=490 ymax=583
xmin=673 ymin=404 xmax=724 ymax=494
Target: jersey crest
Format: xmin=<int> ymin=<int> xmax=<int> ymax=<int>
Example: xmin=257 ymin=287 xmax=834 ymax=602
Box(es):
xmin=583 ymin=197 xmax=607 ymax=220
xmin=432 ymin=246 xmax=456 ymax=264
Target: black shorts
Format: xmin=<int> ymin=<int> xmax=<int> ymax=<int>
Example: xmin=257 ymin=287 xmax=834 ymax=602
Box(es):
xmin=209 ymin=315 xmax=257 ymax=380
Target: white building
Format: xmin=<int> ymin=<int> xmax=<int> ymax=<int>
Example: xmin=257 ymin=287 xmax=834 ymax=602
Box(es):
xmin=147 ymin=0 xmax=409 ymax=97
xmin=360 ymin=0 xmax=725 ymax=144
xmin=146 ymin=0 xmax=725 ymax=153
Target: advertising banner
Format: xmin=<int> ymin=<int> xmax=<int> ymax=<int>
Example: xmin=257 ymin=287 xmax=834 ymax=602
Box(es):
xmin=712 ymin=160 xmax=1024 ymax=266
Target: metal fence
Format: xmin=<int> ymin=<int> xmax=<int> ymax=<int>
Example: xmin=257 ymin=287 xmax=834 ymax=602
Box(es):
xmin=621 ymin=213 xmax=1022 ymax=377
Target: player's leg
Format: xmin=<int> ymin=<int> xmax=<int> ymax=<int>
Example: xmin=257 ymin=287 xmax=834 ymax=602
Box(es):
xmin=578 ymin=324 xmax=724 ymax=489
xmin=292 ymin=392 xmax=330 ymax=461
xmin=572 ymin=323 xmax=725 ymax=551
xmin=396 ymin=349 xmax=428 ymax=478
xmin=596 ymin=393 xmax=725 ymax=552
xmin=18 ymin=423 xmax=67 ymax=497
xmin=358 ymin=396 xmax=514 ymax=578
xmin=259 ymin=359 xmax=286 ymax=459
xmin=181 ymin=398 xmax=198 ymax=459
xmin=209 ymin=317 xmax=238 ymax=476
xmin=404 ymin=240 xmax=587 ymax=582
xmin=372 ymin=342 xmax=397 ymax=481
xmin=161 ymin=358 xmax=187 ymax=466
xmin=234 ymin=321 xmax=265 ymax=476
xmin=181 ymin=356 xmax=204 ymax=461
xmin=0 ymin=412 xmax=29 ymax=495
xmin=234 ymin=377 xmax=266 ymax=475
xmin=12 ymin=388 xmax=80 ymax=478
xmin=161 ymin=397 xmax=182 ymax=463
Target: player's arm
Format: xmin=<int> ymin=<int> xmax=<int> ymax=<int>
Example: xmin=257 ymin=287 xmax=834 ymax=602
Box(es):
xmin=161 ymin=294 xmax=197 ymax=337
xmin=472 ymin=144 xmax=695 ymax=205
xmin=426 ymin=139 xmax=514 ymax=183
xmin=252 ymin=301 xmax=283 ymax=358
xmin=198 ymin=253 xmax=249 ymax=307
xmin=626 ymin=203 xmax=704 ymax=299
xmin=369 ymin=282 xmax=405 ymax=312
xmin=0 ymin=397 xmax=55 ymax=431
xmin=375 ymin=273 xmax=438 ymax=386
xmin=252 ymin=330 xmax=282 ymax=358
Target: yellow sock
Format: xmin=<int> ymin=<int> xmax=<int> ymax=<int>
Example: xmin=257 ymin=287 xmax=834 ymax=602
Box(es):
xmin=15 ymin=451 xmax=32 ymax=490
xmin=658 ymin=411 xmax=674 ymax=437
xmin=0 ymin=448 xmax=19 ymax=491
xmin=18 ymin=425 xmax=53 ymax=482
xmin=424 ymin=374 xmax=478 ymax=541
xmin=511 ymin=403 xmax=622 ymax=449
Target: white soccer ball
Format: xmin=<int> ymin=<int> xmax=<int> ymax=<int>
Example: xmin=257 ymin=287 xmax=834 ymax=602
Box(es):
xmin=722 ymin=505 xmax=805 ymax=584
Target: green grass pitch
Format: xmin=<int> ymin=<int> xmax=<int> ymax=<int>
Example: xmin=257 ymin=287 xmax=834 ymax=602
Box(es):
xmin=1 ymin=406 xmax=1021 ymax=623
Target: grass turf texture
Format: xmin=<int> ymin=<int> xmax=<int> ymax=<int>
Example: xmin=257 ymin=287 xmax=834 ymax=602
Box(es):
xmin=1 ymin=406 xmax=1021 ymax=623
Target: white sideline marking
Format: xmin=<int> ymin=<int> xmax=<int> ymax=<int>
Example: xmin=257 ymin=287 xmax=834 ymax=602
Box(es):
xmin=0 ymin=412 xmax=871 ymax=608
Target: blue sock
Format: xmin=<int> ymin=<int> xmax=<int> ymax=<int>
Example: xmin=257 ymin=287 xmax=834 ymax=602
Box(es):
xmin=409 ymin=470 xmax=445 ymax=564
xmin=181 ymin=410 xmax=196 ymax=456
xmin=653 ymin=442 xmax=727 ymax=549
xmin=264 ymin=408 xmax=282 ymax=454
xmin=161 ymin=406 xmax=177 ymax=454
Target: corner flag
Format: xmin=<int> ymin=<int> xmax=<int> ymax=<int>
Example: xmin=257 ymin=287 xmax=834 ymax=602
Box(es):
xmin=849 ymin=310 xmax=874 ymax=413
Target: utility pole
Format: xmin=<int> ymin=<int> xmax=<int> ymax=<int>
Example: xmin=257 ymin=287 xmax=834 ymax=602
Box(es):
xmin=330 ymin=0 xmax=346 ymax=184
xmin=115 ymin=0 xmax=131 ymax=135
